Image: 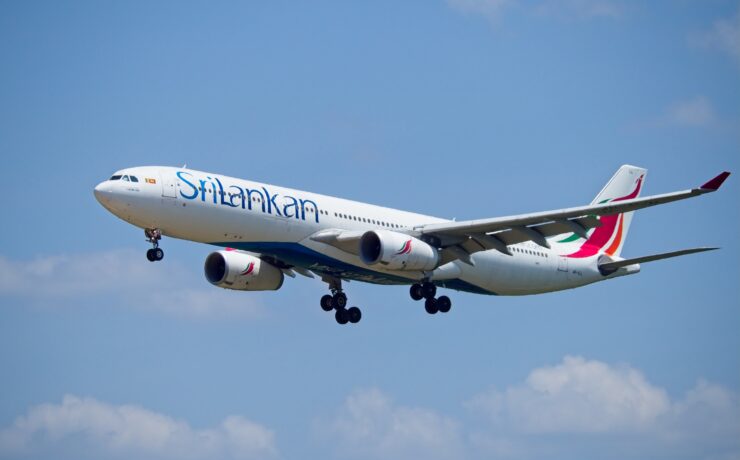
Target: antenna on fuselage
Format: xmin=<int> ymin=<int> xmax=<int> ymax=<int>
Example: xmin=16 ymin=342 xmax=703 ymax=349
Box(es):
xmin=182 ymin=163 xmax=187 ymax=168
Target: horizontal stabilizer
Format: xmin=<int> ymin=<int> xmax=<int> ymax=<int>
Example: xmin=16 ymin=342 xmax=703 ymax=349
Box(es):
xmin=598 ymin=247 xmax=718 ymax=274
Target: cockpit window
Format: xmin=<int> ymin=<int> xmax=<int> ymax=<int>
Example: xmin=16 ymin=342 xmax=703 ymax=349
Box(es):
xmin=110 ymin=175 xmax=122 ymax=181
xmin=122 ymin=175 xmax=130 ymax=182
xmin=129 ymin=176 xmax=139 ymax=183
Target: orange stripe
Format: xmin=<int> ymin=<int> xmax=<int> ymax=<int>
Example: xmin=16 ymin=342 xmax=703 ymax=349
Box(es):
xmin=605 ymin=214 xmax=624 ymax=256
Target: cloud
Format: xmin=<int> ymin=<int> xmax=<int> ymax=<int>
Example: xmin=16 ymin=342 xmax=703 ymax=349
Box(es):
xmin=664 ymin=96 xmax=716 ymax=127
xmin=315 ymin=360 xmax=740 ymax=460
xmin=0 ymin=395 xmax=277 ymax=460
xmin=467 ymin=355 xmax=671 ymax=433
xmin=466 ymin=356 xmax=740 ymax=458
xmin=692 ymin=8 xmax=740 ymax=65
xmin=0 ymin=249 xmax=265 ymax=319
xmin=319 ymin=388 xmax=464 ymax=460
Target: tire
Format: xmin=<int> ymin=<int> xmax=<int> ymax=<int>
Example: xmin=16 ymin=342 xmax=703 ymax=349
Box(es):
xmin=437 ymin=295 xmax=451 ymax=313
xmin=410 ymin=284 xmax=424 ymax=301
xmin=154 ymin=248 xmax=164 ymax=261
xmin=146 ymin=249 xmax=156 ymax=262
xmin=348 ymin=307 xmax=362 ymax=324
xmin=424 ymin=298 xmax=438 ymax=315
xmin=421 ymin=282 xmax=436 ymax=299
xmin=335 ymin=308 xmax=349 ymax=325
xmin=320 ymin=295 xmax=334 ymax=311
xmin=333 ymin=292 xmax=348 ymax=309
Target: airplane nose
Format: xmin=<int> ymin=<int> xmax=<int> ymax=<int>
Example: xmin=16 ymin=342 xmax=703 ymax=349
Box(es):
xmin=94 ymin=181 xmax=110 ymax=204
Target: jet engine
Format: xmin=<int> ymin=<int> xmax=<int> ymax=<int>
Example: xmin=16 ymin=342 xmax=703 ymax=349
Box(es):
xmin=359 ymin=230 xmax=439 ymax=271
xmin=204 ymin=250 xmax=284 ymax=291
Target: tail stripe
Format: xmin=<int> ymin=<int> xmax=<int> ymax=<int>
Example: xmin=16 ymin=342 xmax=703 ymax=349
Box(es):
xmin=604 ymin=214 xmax=624 ymax=256
xmin=566 ymin=175 xmax=643 ymax=258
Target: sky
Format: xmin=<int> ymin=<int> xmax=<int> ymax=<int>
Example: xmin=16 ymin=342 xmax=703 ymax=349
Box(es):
xmin=0 ymin=1 xmax=738 ymax=459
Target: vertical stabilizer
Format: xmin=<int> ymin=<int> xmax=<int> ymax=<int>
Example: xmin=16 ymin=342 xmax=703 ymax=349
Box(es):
xmin=552 ymin=165 xmax=647 ymax=258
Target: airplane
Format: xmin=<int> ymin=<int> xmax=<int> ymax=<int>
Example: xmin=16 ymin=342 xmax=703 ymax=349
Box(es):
xmin=93 ymin=165 xmax=730 ymax=325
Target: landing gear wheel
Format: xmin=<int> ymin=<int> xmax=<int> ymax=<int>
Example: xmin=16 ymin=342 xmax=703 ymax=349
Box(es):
xmin=320 ymin=295 xmax=334 ymax=312
xmin=421 ymin=282 xmax=437 ymax=299
xmin=425 ymin=298 xmax=439 ymax=315
xmin=437 ymin=295 xmax=451 ymax=313
xmin=144 ymin=228 xmax=164 ymax=262
xmin=333 ymin=292 xmax=348 ymax=309
xmin=348 ymin=306 xmax=362 ymax=324
xmin=410 ymin=284 xmax=424 ymax=301
xmin=335 ymin=308 xmax=349 ymax=325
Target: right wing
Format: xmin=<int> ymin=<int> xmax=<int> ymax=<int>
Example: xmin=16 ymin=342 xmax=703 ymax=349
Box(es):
xmin=414 ymin=171 xmax=730 ymax=264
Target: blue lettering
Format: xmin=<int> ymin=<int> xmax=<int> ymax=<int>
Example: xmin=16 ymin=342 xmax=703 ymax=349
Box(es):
xmin=244 ymin=188 xmax=265 ymax=212
xmin=215 ymin=178 xmax=235 ymax=207
xmin=263 ymin=187 xmax=282 ymax=217
xmin=228 ymin=185 xmax=244 ymax=208
xmin=283 ymin=195 xmax=299 ymax=219
xmin=178 ymin=174 xmax=321 ymax=223
xmin=177 ymin=171 xmax=198 ymax=200
xmin=206 ymin=177 xmax=217 ymax=204
xmin=300 ymin=198 xmax=320 ymax=223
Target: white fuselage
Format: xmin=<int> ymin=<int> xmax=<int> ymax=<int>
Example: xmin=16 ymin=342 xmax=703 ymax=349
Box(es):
xmin=94 ymin=166 xmax=635 ymax=296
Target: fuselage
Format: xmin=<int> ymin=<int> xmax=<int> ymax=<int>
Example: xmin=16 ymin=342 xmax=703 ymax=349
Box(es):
xmin=94 ymin=166 xmax=634 ymax=296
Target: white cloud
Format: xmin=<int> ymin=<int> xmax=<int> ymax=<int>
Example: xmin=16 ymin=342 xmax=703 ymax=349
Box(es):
xmin=467 ymin=355 xmax=670 ymax=433
xmin=0 ymin=249 xmax=265 ymax=319
xmin=692 ymin=8 xmax=740 ymax=65
xmin=0 ymin=395 xmax=277 ymax=460
xmin=664 ymin=96 xmax=716 ymax=127
xmin=320 ymin=388 xmax=464 ymax=460
xmin=467 ymin=356 xmax=740 ymax=458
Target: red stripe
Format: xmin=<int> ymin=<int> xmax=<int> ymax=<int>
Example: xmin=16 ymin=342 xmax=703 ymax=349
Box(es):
xmin=604 ymin=214 xmax=624 ymax=256
xmin=566 ymin=176 xmax=642 ymax=258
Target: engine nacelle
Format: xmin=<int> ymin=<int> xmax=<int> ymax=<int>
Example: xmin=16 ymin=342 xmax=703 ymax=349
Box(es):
xmin=204 ymin=250 xmax=284 ymax=291
xmin=359 ymin=230 xmax=439 ymax=271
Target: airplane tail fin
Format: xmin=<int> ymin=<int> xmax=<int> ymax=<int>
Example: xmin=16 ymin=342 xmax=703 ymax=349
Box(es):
xmin=552 ymin=165 xmax=647 ymax=257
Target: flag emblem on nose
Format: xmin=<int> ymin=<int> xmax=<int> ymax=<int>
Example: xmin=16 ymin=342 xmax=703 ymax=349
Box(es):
xmin=145 ymin=178 xmax=157 ymax=184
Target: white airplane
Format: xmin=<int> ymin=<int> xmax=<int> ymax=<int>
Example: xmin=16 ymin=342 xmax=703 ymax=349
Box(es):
xmin=94 ymin=165 xmax=730 ymax=325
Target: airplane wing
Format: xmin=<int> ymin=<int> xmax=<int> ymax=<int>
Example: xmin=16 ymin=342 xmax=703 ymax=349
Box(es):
xmin=416 ymin=171 xmax=730 ymax=264
xmin=597 ymin=247 xmax=718 ymax=275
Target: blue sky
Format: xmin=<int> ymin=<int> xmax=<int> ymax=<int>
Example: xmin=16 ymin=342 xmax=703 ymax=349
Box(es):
xmin=0 ymin=1 xmax=738 ymax=459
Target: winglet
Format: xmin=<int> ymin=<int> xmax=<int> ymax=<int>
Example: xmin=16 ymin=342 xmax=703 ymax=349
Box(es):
xmin=700 ymin=171 xmax=731 ymax=191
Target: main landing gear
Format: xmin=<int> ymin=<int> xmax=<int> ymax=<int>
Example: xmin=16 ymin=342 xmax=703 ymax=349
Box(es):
xmin=145 ymin=228 xmax=164 ymax=262
xmin=320 ymin=277 xmax=361 ymax=325
xmin=410 ymin=281 xmax=451 ymax=315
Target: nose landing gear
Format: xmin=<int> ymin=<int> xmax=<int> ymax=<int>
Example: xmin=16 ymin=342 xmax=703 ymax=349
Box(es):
xmin=145 ymin=228 xmax=164 ymax=262
xmin=410 ymin=281 xmax=452 ymax=315
xmin=320 ymin=276 xmax=362 ymax=325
